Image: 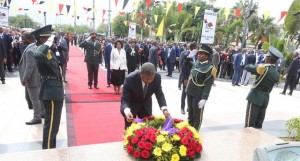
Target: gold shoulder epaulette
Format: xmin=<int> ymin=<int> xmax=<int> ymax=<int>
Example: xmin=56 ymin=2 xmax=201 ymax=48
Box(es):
xmin=256 ymin=64 xmax=266 ymax=75
xmin=211 ymin=66 xmax=217 ymax=78
xmin=46 ymin=50 xmax=52 ymax=60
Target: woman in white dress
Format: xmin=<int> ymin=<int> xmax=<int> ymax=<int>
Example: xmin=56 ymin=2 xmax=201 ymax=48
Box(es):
xmin=110 ymin=40 xmax=127 ymax=94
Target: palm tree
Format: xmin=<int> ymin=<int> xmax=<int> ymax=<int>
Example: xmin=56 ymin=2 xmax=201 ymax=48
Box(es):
xmin=284 ymin=0 xmax=300 ymax=35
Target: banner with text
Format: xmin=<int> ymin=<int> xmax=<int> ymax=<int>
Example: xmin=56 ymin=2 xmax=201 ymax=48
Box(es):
xmin=128 ymin=22 xmax=136 ymax=38
xmin=0 ymin=7 xmax=9 ymax=27
xmin=200 ymin=10 xmax=217 ymax=44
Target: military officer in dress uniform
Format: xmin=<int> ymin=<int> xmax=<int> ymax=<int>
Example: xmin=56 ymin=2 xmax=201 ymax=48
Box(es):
xmin=79 ymin=33 xmax=101 ymax=89
xmin=186 ymin=44 xmax=216 ymax=131
xmin=31 ymin=25 xmax=64 ymax=149
xmin=244 ymin=46 xmax=283 ymax=128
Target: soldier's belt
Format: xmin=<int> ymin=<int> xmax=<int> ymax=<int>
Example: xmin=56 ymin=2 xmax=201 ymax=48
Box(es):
xmin=42 ymin=76 xmax=61 ymax=80
xmin=255 ymin=87 xmax=271 ymax=93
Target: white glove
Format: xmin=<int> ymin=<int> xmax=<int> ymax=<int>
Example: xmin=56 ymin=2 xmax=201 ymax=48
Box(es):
xmin=85 ymin=36 xmax=91 ymax=41
xmin=198 ymin=99 xmax=206 ymax=109
xmin=44 ymin=35 xmax=55 ymax=47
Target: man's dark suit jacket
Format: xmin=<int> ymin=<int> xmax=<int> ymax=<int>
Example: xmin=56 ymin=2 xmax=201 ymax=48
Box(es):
xmin=126 ymin=47 xmax=140 ymax=71
xmin=120 ymin=71 xmax=167 ymax=117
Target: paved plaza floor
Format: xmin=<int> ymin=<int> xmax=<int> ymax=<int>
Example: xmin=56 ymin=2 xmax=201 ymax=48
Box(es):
xmin=0 ymin=47 xmax=299 ymax=155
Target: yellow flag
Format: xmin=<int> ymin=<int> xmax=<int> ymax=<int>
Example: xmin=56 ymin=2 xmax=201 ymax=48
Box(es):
xmin=135 ymin=0 xmax=141 ymax=10
xmin=166 ymin=2 xmax=172 ymax=15
xmin=132 ymin=12 xmax=136 ymax=21
xmin=194 ymin=6 xmax=200 ymax=18
xmin=49 ymin=2 xmax=54 ymax=13
xmin=154 ymin=15 xmax=158 ymax=23
xmin=156 ymin=18 xmax=164 ymax=37
xmin=225 ymin=8 xmax=230 ymax=21
xmin=12 ymin=7 xmax=17 ymax=14
xmin=75 ymin=6 xmax=79 ymax=13
xmin=264 ymin=10 xmax=270 ymax=20
xmin=124 ymin=21 xmax=127 ymax=26
xmin=93 ymin=8 xmax=98 ymax=13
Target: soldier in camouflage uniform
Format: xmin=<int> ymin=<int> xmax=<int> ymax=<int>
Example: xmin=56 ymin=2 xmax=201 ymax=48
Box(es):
xmin=244 ymin=46 xmax=283 ymax=128
xmin=31 ymin=25 xmax=64 ymax=149
xmin=186 ymin=44 xmax=216 ymax=131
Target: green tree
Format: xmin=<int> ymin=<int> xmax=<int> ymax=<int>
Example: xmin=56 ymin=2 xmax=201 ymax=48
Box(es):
xmin=112 ymin=15 xmax=128 ymax=37
xmin=96 ymin=24 xmax=108 ymax=35
xmin=53 ymin=24 xmax=75 ymax=33
xmin=9 ymin=14 xmax=40 ymax=29
xmin=284 ymin=0 xmax=300 ymax=35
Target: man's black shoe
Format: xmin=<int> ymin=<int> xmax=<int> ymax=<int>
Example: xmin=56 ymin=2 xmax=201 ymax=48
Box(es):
xmin=288 ymin=92 xmax=292 ymax=96
xmin=280 ymin=92 xmax=286 ymax=95
xmin=235 ymin=84 xmax=241 ymax=86
xmin=94 ymin=85 xmax=99 ymax=89
xmin=41 ymin=114 xmax=44 ymax=118
xmin=26 ymin=119 xmax=42 ymax=125
xmin=166 ymin=74 xmax=170 ymax=76
xmin=88 ymin=86 xmax=92 ymax=89
xmin=1 ymin=80 xmax=5 ymax=84
xmin=181 ymin=109 xmax=185 ymax=115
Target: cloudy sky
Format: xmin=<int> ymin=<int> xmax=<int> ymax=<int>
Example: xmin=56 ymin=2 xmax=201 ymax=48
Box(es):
xmin=8 ymin=0 xmax=293 ymax=28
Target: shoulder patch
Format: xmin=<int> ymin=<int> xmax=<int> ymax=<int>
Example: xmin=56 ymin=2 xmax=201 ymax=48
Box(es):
xmin=256 ymin=64 xmax=265 ymax=75
xmin=211 ymin=66 xmax=217 ymax=78
xmin=46 ymin=50 xmax=52 ymax=60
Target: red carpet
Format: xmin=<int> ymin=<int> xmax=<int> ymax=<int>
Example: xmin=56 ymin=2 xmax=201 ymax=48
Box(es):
xmin=66 ymin=46 xmax=124 ymax=146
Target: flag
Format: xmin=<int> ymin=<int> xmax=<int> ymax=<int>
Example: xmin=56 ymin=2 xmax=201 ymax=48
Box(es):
xmin=124 ymin=21 xmax=127 ymax=26
xmin=134 ymin=0 xmax=140 ymax=10
xmin=102 ymin=9 xmax=106 ymax=17
xmin=102 ymin=18 xmax=105 ymax=24
xmin=18 ymin=8 xmax=23 ymax=11
xmin=56 ymin=13 xmax=59 ymax=17
xmin=66 ymin=5 xmax=71 ymax=14
xmin=123 ymin=0 xmax=129 ymax=9
xmin=194 ymin=6 xmax=200 ymax=18
xmin=225 ymin=8 xmax=230 ymax=21
xmin=146 ymin=0 xmax=152 ymax=9
xmin=49 ymin=2 xmax=54 ymax=13
xmin=77 ymin=16 xmax=80 ymax=19
xmin=277 ymin=11 xmax=288 ymax=23
xmin=59 ymin=4 xmax=64 ymax=14
xmin=166 ymin=2 xmax=172 ymax=15
xmin=115 ymin=0 xmax=118 ymax=7
xmin=154 ymin=15 xmax=158 ymax=23
xmin=235 ymin=9 xmax=241 ymax=17
xmin=32 ymin=0 xmax=37 ymax=5
xmin=264 ymin=10 xmax=270 ymax=20
xmin=178 ymin=3 xmax=183 ymax=15
xmin=156 ymin=18 xmax=164 ymax=36
xmin=38 ymin=10 xmax=41 ymax=14
xmin=119 ymin=11 xmax=125 ymax=15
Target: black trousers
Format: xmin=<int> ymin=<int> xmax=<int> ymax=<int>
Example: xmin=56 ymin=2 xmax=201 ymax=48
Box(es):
xmin=178 ymin=73 xmax=183 ymax=88
xmin=0 ymin=61 xmax=5 ymax=81
xmin=187 ymin=94 xmax=204 ymax=131
xmin=42 ymin=100 xmax=63 ymax=149
xmin=283 ymin=74 xmax=297 ymax=94
xmin=128 ymin=66 xmax=135 ymax=74
xmin=245 ymin=101 xmax=267 ymax=128
xmin=181 ymin=84 xmax=187 ymax=110
xmin=122 ymin=106 xmax=150 ymax=130
xmin=86 ymin=63 xmax=99 ymax=86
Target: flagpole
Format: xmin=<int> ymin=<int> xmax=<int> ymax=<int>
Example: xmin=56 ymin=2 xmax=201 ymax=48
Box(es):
xmin=108 ymin=0 xmax=111 ymax=38
xmin=74 ymin=0 xmax=77 ymax=33
xmin=93 ymin=0 xmax=95 ymax=30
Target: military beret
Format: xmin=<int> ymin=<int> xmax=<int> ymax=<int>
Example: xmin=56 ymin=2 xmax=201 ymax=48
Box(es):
xmin=31 ymin=25 xmax=53 ymax=37
xmin=267 ymin=46 xmax=283 ymax=60
xmin=198 ymin=44 xmax=213 ymax=55
xmin=90 ymin=33 xmax=98 ymax=37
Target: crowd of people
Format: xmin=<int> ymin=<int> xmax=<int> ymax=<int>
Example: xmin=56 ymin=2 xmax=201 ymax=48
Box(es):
xmin=1 ymin=23 xmax=300 ymax=150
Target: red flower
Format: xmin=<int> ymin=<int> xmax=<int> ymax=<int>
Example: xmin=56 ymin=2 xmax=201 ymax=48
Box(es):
xmin=135 ymin=130 xmax=144 ymax=138
xmin=142 ymin=117 xmax=147 ymax=121
xmin=133 ymin=150 xmax=141 ymax=158
xmin=131 ymin=137 xmax=139 ymax=144
xmin=141 ymin=150 xmax=150 ymax=159
xmin=127 ymin=136 xmax=132 ymax=141
xmin=174 ymin=118 xmax=183 ymax=123
xmin=142 ymin=135 xmax=149 ymax=141
xmin=148 ymin=116 xmax=155 ymax=120
xmin=144 ymin=142 xmax=153 ymax=151
xmin=138 ymin=141 xmax=145 ymax=149
xmin=180 ymin=138 xmax=189 ymax=145
xmin=189 ymin=150 xmax=195 ymax=158
xmin=126 ymin=145 xmax=134 ymax=154
xmin=149 ymin=135 xmax=156 ymax=143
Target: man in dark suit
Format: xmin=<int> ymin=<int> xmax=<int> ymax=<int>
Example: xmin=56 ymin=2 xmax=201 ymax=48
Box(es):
xmin=232 ymin=48 xmax=247 ymax=86
xmin=142 ymin=41 xmax=150 ymax=65
xmin=0 ymin=36 xmax=7 ymax=84
xmin=126 ymin=40 xmax=139 ymax=74
xmin=121 ymin=62 xmax=171 ymax=129
xmin=32 ymin=25 xmax=64 ymax=149
xmin=281 ymin=51 xmax=300 ymax=95
xmin=0 ymin=27 xmax=13 ymax=72
xmin=79 ymin=33 xmax=101 ymax=89
xmin=104 ymin=39 xmax=114 ymax=87
xmin=166 ymin=44 xmax=176 ymax=77
xmin=149 ymin=41 xmax=159 ymax=71
xmin=19 ymin=32 xmax=43 ymax=125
